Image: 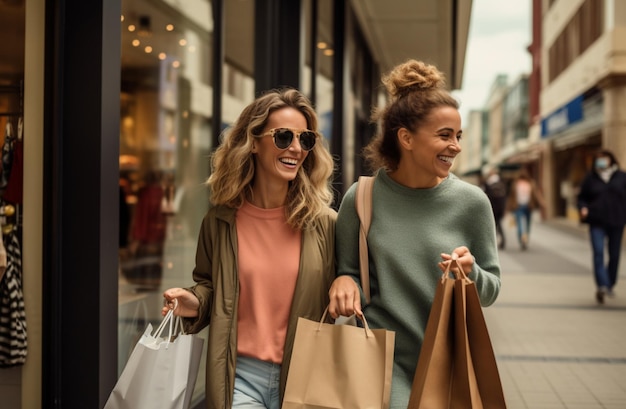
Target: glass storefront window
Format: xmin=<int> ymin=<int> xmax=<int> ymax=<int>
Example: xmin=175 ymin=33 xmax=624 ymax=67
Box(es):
xmin=117 ymin=1 xmax=357 ymax=404
xmin=0 ymin=0 xmax=25 ymax=403
xmin=118 ymin=0 xmax=215 ymax=404
xmin=302 ymin=0 xmax=334 ymax=142
xmin=313 ymin=0 xmax=334 ymax=122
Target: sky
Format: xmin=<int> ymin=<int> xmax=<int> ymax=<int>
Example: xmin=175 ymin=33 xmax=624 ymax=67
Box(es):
xmin=452 ymin=0 xmax=532 ymax=125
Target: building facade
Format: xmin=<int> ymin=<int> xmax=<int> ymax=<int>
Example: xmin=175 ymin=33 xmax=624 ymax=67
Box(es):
xmin=539 ymin=0 xmax=626 ymax=221
xmin=458 ymin=0 xmax=626 ymax=226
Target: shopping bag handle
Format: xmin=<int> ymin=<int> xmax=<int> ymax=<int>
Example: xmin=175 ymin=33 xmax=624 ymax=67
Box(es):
xmin=153 ymin=299 xmax=183 ymax=349
xmin=441 ymin=255 xmax=472 ymax=282
xmin=319 ymin=307 xmax=374 ymax=338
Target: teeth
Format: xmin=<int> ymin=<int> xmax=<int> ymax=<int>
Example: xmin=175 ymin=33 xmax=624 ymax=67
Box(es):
xmin=281 ymin=158 xmax=297 ymax=165
xmin=439 ymin=156 xmax=453 ymax=163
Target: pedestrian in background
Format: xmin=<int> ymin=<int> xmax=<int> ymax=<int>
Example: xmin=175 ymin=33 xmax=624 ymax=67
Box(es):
xmin=161 ymin=88 xmax=337 ymax=408
xmin=483 ymin=167 xmax=508 ymax=250
xmin=507 ymin=168 xmax=545 ymax=250
xmin=577 ymin=149 xmax=626 ymax=304
xmin=327 ymin=59 xmax=502 ymax=408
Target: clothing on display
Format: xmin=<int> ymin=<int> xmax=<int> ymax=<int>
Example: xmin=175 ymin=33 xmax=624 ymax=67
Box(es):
xmin=0 ymin=122 xmax=15 ymax=194
xmin=0 ymin=82 xmax=27 ymax=366
xmin=0 ymin=228 xmax=26 ymax=367
xmin=3 ymin=118 xmax=23 ymax=205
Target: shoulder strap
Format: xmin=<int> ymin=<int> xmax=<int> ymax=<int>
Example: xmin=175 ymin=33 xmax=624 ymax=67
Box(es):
xmin=355 ymin=176 xmax=374 ymax=303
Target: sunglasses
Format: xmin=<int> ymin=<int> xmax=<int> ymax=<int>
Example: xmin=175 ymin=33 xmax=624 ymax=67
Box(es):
xmin=259 ymin=128 xmax=318 ymax=151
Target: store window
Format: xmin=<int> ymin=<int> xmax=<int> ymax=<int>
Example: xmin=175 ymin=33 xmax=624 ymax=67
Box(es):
xmin=307 ymin=0 xmax=334 ymax=141
xmin=118 ymin=0 xmax=215 ymax=404
xmin=346 ymin=5 xmax=377 ymax=182
xmin=115 ymin=0 xmax=378 ymax=403
xmin=0 ymin=0 xmax=25 ymax=405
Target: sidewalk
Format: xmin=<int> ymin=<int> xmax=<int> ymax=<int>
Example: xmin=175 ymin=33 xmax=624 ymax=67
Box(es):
xmin=484 ymin=216 xmax=626 ymax=409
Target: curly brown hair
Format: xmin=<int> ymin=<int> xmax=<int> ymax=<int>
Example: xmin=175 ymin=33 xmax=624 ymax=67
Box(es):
xmin=364 ymin=59 xmax=460 ymax=171
xmin=207 ymin=88 xmax=335 ymax=230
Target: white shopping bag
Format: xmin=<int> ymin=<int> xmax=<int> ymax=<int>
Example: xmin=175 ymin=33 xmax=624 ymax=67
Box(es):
xmin=104 ymin=308 xmax=204 ymax=409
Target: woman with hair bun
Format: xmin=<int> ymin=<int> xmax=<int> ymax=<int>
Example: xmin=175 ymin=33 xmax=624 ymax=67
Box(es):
xmin=328 ymin=59 xmax=502 ymax=407
xmin=162 ymin=88 xmax=337 ymax=408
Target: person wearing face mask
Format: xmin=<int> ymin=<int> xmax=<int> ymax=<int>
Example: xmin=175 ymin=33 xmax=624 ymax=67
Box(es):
xmin=161 ymin=88 xmax=337 ymax=408
xmin=327 ymin=59 xmax=502 ymax=408
xmin=578 ymin=149 xmax=626 ymax=304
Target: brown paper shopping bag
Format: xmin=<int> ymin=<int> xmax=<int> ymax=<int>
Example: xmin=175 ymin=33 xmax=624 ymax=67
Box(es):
xmin=407 ymin=258 xmax=506 ymax=409
xmin=282 ymin=309 xmax=395 ymax=409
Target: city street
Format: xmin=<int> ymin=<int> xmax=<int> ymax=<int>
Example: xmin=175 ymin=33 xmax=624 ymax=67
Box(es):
xmin=485 ymin=214 xmax=626 ymax=409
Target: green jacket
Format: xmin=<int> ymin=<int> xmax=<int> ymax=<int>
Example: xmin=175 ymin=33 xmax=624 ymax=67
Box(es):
xmin=184 ymin=204 xmax=337 ymax=408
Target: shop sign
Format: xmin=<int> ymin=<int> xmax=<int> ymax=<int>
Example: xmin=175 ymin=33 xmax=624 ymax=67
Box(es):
xmin=541 ymin=95 xmax=583 ymax=138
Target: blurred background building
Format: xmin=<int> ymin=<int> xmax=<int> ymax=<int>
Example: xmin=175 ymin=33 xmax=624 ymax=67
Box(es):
xmin=456 ymin=0 xmax=626 ymax=226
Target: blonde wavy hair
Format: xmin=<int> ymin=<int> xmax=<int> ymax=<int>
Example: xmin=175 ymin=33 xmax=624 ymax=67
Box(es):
xmin=207 ymin=88 xmax=335 ymax=230
xmin=364 ymin=59 xmax=460 ymax=171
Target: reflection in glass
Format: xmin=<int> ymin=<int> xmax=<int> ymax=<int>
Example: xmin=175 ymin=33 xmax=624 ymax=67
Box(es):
xmin=118 ymin=0 xmax=218 ymax=403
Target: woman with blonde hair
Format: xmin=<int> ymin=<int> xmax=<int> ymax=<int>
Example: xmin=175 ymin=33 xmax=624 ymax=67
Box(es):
xmin=162 ymin=88 xmax=337 ymax=408
xmin=328 ymin=60 xmax=502 ymax=408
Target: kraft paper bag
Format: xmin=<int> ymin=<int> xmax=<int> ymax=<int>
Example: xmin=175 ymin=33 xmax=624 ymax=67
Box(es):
xmin=282 ymin=310 xmax=395 ymax=409
xmin=408 ymin=259 xmax=507 ymax=409
xmin=104 ymin=309 xmax=204 ymax=409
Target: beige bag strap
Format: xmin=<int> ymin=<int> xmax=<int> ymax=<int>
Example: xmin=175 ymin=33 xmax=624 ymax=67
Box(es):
xmin=355 ymin=176 xmax=374 ymax=304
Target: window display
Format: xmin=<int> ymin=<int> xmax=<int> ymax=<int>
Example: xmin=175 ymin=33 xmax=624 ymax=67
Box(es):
xmin=118 ymin=1 xmax=218 ymax=403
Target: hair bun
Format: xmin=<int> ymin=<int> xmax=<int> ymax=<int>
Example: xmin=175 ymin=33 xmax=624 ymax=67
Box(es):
xmin=382 ymin=59 xmax=446 ymax=98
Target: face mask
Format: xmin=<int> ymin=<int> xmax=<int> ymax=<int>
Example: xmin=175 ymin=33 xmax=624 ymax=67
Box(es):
xmin=595 ymin=157 xmax=609 ymax=170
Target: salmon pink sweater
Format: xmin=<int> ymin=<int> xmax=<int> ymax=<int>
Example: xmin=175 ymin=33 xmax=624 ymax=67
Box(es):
xmin=235 ymin=201 xmax=301 ymax=364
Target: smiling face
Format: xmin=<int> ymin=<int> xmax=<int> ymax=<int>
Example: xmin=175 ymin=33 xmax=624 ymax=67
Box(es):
xmin=253 ymin=107 xmax=310 ymax=188
xmin=397 ymin=105 xmax=462 ymax=188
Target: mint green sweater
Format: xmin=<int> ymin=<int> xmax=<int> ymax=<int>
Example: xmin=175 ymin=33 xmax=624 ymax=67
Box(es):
xmin=336 ymin=171 xmax=502 ymax=408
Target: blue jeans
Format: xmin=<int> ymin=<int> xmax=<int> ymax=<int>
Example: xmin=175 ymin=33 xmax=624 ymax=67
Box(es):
xmin=589 ymin=224 xmax=624 ymax=290
xmin=514 ymin=205 xmax=532 ymax=243
xmin=232 ymin=356 xmax=281 ymax=409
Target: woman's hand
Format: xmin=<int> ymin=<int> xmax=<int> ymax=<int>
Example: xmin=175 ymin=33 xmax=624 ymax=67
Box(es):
xmin=161 ymin=288 xmax=200 ymax=317
xmin=438 ymin=246 xmax=474 ymax=275
xmin=328 ymin=276 xmax=362 ymax=319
